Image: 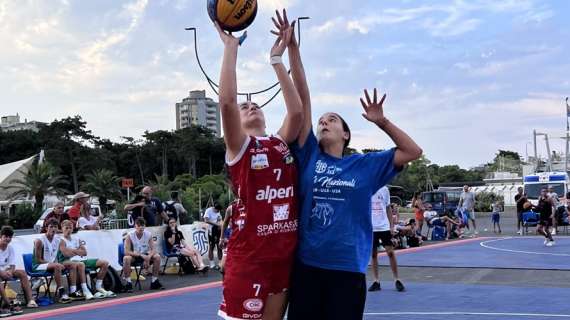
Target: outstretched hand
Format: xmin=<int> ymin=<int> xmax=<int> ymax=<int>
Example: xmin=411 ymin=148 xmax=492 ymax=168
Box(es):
xmin=270 ymin=9 xmax=296 ymax=55
xmin=214 ymin=21 xmax=243 ymax=48
xmin=360 ymin=88 xmax=387 ymax=126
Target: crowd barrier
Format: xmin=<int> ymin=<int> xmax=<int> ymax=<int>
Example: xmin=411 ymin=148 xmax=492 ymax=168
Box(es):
xmin=10 ymin=223 xmax=212 ymax=270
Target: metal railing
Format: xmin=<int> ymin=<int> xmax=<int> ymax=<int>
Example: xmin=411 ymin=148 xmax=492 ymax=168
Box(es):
xmin=100 ymin=219 xmax=129 ymax=230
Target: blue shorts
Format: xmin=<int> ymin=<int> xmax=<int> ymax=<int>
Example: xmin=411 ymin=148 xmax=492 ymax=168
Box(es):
xmin=463 ymin=210 xmax=475 ymax=220
xmin=492 ymin=212 xmax=500 ymax=223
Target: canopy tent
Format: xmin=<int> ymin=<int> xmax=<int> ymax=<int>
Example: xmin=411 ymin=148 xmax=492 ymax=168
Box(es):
xmin=0 ymin=154 xmax=37 ymax=201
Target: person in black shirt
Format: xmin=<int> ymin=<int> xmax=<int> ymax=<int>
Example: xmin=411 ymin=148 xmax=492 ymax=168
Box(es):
xmin=164 ymin=218 xmax=207 ymax=272
xmin=514 ymin=187 xmax=526 ymax=235
xmin=125 ymin=195 xmax=145 ymax=228
xmin=536 ymin=188 xmax=554 ymax=246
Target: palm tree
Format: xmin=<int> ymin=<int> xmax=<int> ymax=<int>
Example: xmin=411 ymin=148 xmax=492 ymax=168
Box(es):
xmin=82 ymin=169 xmax=122 ymax=214
xmin=4 ymin=162 xmax=68 ymax=213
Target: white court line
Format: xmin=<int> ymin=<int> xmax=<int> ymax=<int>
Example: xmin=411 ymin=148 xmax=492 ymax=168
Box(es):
xmin=479 ymin=237 xmax=570 ymax=257
xmin=363 ymin=312 xmax=570 ymax=318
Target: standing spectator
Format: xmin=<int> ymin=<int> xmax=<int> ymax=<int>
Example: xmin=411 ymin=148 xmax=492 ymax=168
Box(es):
xmin=124 ymin=195 xmax=146 ymax=228
xmin=491 ymin=201 xmax=502 ymax=233
xmin=164 ymin=217 xmax=207 ymax=272
xmin=33 ymin=219 xmax=71 ymax=304
xmin=547 ymin=185 xmax=561 ymax=235
xmin=368 ymin=186 xmax=405 ymax=292
xmin=124 ymin=187 xmax=165 ymax=227
xmin=536 ymin=189 xmax=555 ymax=246
xmin=412 ymin=193 xmax=425 ymax=236
xmin=41 ymin=200 xmax=70 ymax=233
xmin=163 ymin=191 xmax=187 ymax=225
xmin=58 ymin=220 xmax=115 ymax=299
xmin=514 ymin=187 xmax=526 ymax=235
xmin=77 ymin=205 xmax=102 ymax=230
xmin=0 ymin=226 xmax=37 ymax=308
xmin=122 ymin=218 xmax=164 ymax=291
xmin=458 ymin=185 xmax=477 ymax=235
xmin=203 ymin=203 xmax=223 ymax=269
xmin=68 ymin=192 xmax=90 ymax=227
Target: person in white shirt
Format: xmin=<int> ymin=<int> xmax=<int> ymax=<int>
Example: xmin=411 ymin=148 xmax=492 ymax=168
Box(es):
xmin=424 ymin=204 xmax=460 ymax=240
xmin=122 ymin=217 xmax=163 ymax=291
xmin=77 ymin=207 xmax=101 ymax=230
xmin=368 ymin=186 xmax=405 ymax=292
xmin=58 ymin=220 xmax=116 ymax=300
xmin=202 ymin=204 xmax=223 ymax=269
xmin=0 ymin=226 xmax=37 ymax=309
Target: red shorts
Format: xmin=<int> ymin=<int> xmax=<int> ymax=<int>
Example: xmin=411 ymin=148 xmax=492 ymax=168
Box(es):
xmin=218 ymin=257 xmax=293 ymax=320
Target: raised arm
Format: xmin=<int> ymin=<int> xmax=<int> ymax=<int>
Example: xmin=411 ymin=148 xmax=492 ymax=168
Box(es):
xmin=273 ymin=10 xmax=311 ymax=146
xmin=214 ymin=22 xmax=247 ymax=160
xmin=269 ymin=11 xmax=303 ymax=144
xmin=360 ymin=89 xmax=423 ymax=167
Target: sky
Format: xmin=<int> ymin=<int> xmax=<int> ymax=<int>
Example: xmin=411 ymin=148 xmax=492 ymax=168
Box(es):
xmin=1 ymin=0 xmax=569 ymax=169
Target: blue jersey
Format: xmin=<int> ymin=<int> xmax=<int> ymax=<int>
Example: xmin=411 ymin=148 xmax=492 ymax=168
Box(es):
xmin=292 ymin=131 xmax=400 ymax=274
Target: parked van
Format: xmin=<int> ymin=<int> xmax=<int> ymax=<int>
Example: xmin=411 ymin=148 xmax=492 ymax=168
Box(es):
xmin=421 ymin=189 xmax=462 ymax=215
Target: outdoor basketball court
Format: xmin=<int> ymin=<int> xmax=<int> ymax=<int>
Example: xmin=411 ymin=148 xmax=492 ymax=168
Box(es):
xmin=10 ymin=236 xmax=570 ymax=320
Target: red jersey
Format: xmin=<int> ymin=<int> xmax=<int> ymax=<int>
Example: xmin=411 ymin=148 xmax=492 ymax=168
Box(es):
xmin=227 ymin=135 xmax=298 ymax=263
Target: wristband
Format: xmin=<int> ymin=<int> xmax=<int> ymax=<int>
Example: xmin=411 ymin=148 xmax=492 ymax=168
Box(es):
xmin=270 ymin=55 xmax=283 ymax=65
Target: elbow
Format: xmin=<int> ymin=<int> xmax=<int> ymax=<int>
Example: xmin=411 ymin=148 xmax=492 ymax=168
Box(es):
xmin=413 ymin=146 xmax=423 ymax=160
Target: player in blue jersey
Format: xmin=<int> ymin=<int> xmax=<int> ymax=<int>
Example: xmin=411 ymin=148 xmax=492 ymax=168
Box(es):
xmin=286 ymin=87 xmax=422 ymax=319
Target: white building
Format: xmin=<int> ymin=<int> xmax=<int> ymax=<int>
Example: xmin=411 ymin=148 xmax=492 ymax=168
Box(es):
xmin=175 ymin=90 xmax=221 ymax=137
xmin=1 ymin=114 xmax=44 ymax=132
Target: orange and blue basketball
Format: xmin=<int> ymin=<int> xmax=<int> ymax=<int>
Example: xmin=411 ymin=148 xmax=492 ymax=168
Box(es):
xmin=207 ymin=0 xmax=258 ymax=32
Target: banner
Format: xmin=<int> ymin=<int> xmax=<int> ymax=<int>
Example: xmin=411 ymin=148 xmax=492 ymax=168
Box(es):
xmin=10 ymin=222 xmax=211 ymax=270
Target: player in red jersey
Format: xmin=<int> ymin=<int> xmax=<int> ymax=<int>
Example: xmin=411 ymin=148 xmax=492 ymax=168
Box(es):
xmin=214 ymin=9 xmax=304 ymax=320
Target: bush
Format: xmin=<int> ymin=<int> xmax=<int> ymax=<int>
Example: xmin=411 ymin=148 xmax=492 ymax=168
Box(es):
xmin=475 ymin=192 xmax=504 ymax=212
xmin=1 ymin=204 xmax=41 ymax=229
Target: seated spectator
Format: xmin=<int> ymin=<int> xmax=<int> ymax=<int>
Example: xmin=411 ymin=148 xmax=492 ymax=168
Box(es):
xmin=424 ymin=204 xmax=460 ymax=240
xmin=164 ymin=217 xmax=207 ymax=273
xmin=57 ymin=220 xmax=93 ymax=301
xmin=77 ymin=206 xmax=102 ymax=231
xmin=0 ymin=226 xmax=37 ymax=310
xmin=58 ymin=220 xmax=116 ymax=300
xmin=33 ymin=219 xmax=71 ymax=304
xmin=41 ymin=200 xmax=69 ymax=233
xmin=122 ymin=218 xmax=164 ymax=291
xmin=394 ymin=219 xmax=422 ymax=247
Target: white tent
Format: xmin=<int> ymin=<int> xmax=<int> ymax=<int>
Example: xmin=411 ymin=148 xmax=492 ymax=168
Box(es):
xmin=0 ymin=154 xmax=37 ymax=201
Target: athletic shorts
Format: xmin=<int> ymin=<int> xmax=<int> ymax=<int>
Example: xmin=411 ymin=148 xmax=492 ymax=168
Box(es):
xmin=373 ymin=231 xmax=393 ymax=249
xmin=492 ymin=213 xmax=500 ymax=223
xmin=210 ymin=226 xmax=221 ymax=247
xmin=81 ymin=259 xmax=98 ymax=270
xmin=463 ymin=210 xmax=475 ymax=220
xmin=287 ymin=261 xmax=366 ymax=320
xmin=539 ymin=214 xmax=552 ymax=227
xmin=133 ymin=256 xmax=155 ymax=265
xmin=218 ymin=257 xmax=292 ymax=320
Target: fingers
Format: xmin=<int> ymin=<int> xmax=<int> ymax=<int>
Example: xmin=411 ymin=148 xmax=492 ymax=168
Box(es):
xmin=373 ymin=88 xmax=377 ymax=104
xmin=379 ymin=93 xmax=387 ymax=106
xmin=271 ymin=17 xmax=281 ymax=30
xmin=270 ymin=30 xmax=279 ymax=36
xmin=364 ymin=89 xmax=372 ymax=105
xmin=276 ymin=9 xmax=284 ymax=26
xmin=283 ymin=9 xmax=289 ymax=26
xmin=360 ymin=98 xmax=368 ymax=112
xmin=213 ymin=21 xmax=224 ymax=35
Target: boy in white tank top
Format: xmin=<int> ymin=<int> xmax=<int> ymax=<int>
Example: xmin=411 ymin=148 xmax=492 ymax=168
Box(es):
xmin=122 ymin=217 xmax=164 ymax=291
xmin=33 ymin=219 xmax=71 ymax=304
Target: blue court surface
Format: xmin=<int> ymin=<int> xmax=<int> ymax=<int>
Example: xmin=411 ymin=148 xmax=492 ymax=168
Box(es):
xmin=14 ymin=281 xmax=570 ymax=320
xmin=380 ymin=237 xmax=570 ymax=270
xmin=12 ymin=237 xmax=570 ymax=320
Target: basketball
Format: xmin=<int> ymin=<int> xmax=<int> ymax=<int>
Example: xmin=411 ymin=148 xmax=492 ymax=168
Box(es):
xmin=207 ymin=0 xmax=258 ymax=32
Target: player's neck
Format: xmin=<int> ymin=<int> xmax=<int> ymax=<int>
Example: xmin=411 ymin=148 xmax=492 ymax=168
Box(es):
xmin=0 ymin=243 xmax=7 ymax=250
xmin=245 ymin=127 xmax=266 ymax=137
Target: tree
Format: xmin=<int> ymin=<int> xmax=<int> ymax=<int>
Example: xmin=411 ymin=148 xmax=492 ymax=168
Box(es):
xmin=82 ymin=169 xmax=122 ymax=213
xmin=38 ymin=116 xmax=99 ymax=193
xmin=4 ymin=161 xmax=68 ymax=213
